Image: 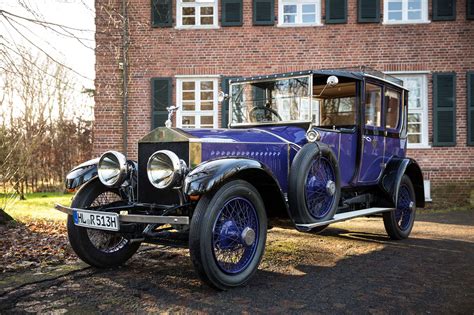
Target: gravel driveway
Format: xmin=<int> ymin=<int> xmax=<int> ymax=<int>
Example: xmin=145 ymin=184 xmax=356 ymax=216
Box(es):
xmin=1 ymin=210 xmax=473 ymax=314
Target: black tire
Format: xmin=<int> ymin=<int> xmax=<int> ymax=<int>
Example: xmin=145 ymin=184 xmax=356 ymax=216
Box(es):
xmin=67 ymin=179 xmax=140 ymax=268
xmin=189 ymin=180 xmax=267 ymax=290
xmin=289 ymin=142 xmax=340 ymax=224
xmin=383 ymin=175 xmax=416 ymax=240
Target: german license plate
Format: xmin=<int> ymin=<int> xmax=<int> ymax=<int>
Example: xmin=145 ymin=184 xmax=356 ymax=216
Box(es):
xmin=73 ymin=209 xmax=120 ymax=231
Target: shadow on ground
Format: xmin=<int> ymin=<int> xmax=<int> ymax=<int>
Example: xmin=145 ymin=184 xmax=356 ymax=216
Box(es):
xmin=1 ymin=211 xmax=473 ymax=313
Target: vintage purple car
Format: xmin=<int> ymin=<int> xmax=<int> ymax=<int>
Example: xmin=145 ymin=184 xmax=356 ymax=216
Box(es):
xmin=56 ymin=68 xmax=424 ymax=289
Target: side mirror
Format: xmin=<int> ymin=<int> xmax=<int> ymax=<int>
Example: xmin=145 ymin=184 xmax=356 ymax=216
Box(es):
xmin=218 ymin=91 xmax=229 ymax=102
xmin=327 ymin=75 xmax=339 ymax=87
xmin=315 ymin=75 xmax=339 ymax=97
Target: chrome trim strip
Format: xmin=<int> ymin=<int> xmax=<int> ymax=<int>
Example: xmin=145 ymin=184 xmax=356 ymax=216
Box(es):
xmin=55 ymin=204 xmax=189 ymax=225
xmin=229 ymin=121 xmax=312 ymax=128
xmin=255 ymin=128 xmax=302 ymax=149
xmin=295 ymin=207 xmax=393 ymax=231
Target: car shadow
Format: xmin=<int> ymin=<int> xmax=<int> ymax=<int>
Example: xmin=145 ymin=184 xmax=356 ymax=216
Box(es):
xmin=36 ymin=231 xmax=471 ymax=314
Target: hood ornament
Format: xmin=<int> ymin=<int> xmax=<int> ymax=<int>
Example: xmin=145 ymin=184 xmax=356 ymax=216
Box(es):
xmin=165 ymin=106 xmax=180 ymax=128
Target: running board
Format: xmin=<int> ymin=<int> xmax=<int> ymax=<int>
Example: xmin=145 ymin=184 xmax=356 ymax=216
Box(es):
xmin=295 ymin=207 xmax=393 ymax=232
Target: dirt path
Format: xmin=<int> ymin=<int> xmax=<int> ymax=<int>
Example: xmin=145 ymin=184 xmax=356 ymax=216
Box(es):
xmin=1 ymin=210 xmax=473 ymax=313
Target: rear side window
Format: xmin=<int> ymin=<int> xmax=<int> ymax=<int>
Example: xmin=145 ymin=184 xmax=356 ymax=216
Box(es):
xmin=365 ymin=83 xmax=382 ymax=127
xmin=385 ymin=88 xmax=401 ymax=129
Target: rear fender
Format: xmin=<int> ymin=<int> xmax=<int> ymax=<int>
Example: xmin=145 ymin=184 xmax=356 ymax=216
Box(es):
xmin=380 ymin=158 xmax=425 ymax=208
xmin=184 ymin=158 xmax=289 ymax=218
xmin=65 ymin=158 xmax=99 ymax=191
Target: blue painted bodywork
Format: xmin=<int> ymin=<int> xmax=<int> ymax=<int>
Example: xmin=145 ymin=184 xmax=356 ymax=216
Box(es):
xmin=183 ymin=126 xmax=360 ymax=192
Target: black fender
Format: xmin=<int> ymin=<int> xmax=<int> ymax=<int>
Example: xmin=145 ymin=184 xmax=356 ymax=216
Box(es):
xmin=380 ymin=157 xmax=425 ymax=208
xmin=65 ymin=158 xmax=99 ymax=191
xmin=184 ymin=158 xmax=288 ymax=218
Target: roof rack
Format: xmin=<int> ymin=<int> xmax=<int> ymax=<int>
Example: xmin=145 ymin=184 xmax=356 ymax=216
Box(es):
xmin=328 ymin=66 xmax=404 ymax=87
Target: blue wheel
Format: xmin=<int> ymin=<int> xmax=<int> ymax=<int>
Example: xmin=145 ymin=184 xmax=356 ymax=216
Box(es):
xmin=189 ymin=180 xmax=267 ymax=290
xmin=212 ymin=197 xmax=259 ymax=274
xmin=289 ymin=143 xmax=340 ymax=224
xmin=305 ymin=156 xmax=337 ymax=220
xmin=383 ymin=175 xmax=416 ymax=240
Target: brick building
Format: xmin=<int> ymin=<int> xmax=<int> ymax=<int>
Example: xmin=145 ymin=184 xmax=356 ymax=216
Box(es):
xmin=94 ymin=0 xmax=474 ymax=205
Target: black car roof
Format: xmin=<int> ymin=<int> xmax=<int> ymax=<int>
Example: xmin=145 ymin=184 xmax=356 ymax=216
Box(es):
xmin=231 ymin=67 xmax=407 ymax=90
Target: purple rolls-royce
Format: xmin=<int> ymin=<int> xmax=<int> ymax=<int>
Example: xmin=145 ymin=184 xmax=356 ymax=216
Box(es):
xmin=56 ymin=68 xmax=425 ymax=290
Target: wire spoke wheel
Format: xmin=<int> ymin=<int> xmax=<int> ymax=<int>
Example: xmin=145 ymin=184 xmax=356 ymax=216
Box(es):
xmin=395 ymin=185 xmax=414 ymax=231
xmin=305 ymin=156 xmax=337 ymax=219
xmin=383 ymin=175 xmax=416 ymax=240
xmin=85 ymin=191 xmax=128 ymax=253
xmin=212 ymin=197 xmax=259 ymax=274
xmin=189 ymin=179 xmax=267 ymax=289
xmin=67 ymin=180 xmax=140 ymax=268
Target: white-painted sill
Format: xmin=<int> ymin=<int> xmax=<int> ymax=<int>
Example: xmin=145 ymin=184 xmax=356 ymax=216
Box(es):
xmin=174 ymin=26 xmax=220 ymax=30
xmin=382 ymin=20 xmax=431 ymax=25
xmin=277 ymin=23 xmax=323 ymax=27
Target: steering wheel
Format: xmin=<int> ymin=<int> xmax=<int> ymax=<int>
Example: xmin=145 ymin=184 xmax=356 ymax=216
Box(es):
xmin=248 ymin=106 xmax=282 ymax=123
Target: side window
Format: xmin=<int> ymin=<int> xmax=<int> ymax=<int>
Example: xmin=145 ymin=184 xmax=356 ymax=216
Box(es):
xmin=385 ymin=88 xmax=401 ymax=129
xmin=365 ymin=83 xmax=382 ymax=127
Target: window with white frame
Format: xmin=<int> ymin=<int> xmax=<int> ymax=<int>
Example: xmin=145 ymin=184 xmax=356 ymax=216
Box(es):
xmin=176 ymin=77 xmax=219 ymax=128
xmin=278 ymin=0 xmax=321 ymax=26
xmin=177 ymin=0 xmax=218 ymax=28
xmin=384 ymin=0 xmax=428 ymax=23
xmin=393 ymin=74 xmax=429 ymax=147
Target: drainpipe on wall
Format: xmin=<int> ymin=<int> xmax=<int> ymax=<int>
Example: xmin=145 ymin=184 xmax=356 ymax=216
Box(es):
xmin=121 ymin=0 xmax=129 ymax=155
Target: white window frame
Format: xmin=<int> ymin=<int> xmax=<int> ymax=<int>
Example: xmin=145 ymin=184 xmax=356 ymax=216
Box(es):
xmin=176 ymin=76 xmax=219 ymax=129
xmin=278 ymin=0 xmax=321 ymax=27
xmin=383 ymin=0 xmax=429 ymax=24
xmin=389 ymin=72 xmax=430 ymax=149
xmin=176 ymin=0 xmax=218 ymax=29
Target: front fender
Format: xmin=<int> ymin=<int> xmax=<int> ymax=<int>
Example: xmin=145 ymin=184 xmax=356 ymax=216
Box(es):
xmin=65 ymin=158 xmax=99 ymax=191
xmin=184 ymin=158 xmax=289 ymax=218
xmin=380 ymin=157 xmax=425 ymax=208
xmin=184 ymin=158 xmax=278 ymax=195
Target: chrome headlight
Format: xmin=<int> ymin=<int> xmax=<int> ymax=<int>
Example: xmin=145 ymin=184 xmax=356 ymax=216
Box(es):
xmin=147 ymin=150 xmax=184 ymax=189
xmin=97 ymin=151 xmax=128 ymax=187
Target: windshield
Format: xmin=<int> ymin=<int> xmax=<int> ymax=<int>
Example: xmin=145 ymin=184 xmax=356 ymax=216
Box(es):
xmin=230 ymin=76 xmax=311 ymax=125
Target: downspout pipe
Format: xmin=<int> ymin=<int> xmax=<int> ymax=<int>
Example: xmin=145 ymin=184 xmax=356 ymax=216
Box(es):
xmin=121 ymin=0 xmax=129 ymax=154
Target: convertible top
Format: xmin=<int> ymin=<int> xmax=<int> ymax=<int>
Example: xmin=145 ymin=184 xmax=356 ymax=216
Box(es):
xmin=231 ymin=66 xmax=407 ymax=91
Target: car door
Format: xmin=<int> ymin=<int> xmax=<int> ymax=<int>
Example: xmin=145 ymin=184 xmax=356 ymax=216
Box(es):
xmin=358 ymin=82 xmax=385 ymax=183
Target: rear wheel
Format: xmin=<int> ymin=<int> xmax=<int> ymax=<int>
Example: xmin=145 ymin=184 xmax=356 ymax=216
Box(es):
xmin=383 ymin=175 xmax=416 ymax=240
xmin=67 ymin=179 xmax=140 ymax=267
xmin=189 ymin=180 xmax=267 ymax=290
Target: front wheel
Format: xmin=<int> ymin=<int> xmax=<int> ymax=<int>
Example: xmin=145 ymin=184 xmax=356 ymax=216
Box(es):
xmin=383 ymin=175 xmax=416 ymax=240
xmin=67 ymin=179 xmax=140 ymax=268
xmin=189 ymin=180 xmax=267 ymax=290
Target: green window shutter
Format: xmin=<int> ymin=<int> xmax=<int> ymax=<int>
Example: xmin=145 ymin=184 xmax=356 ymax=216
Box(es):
xmin=253 ymin=0 xmax=275 ymax=25
xmin=358 ymin=0 xmax=380 ymax=23
xmin=432 ymin=0 xmax=456 ymax=21
xmin=433 ymin=73 xmax=456 ymax=146
xmin=468 ymin=72 xmax=474 ymax=145
xmin=468 ymin=0 xmax=474 ymax=19
xmin=221 ymin=76 xmax=241 ymax=127
xmin=151 ymin=0 xmax=172 ymax=27
xmin=151 ymin=78 xmax=172 ymax=129
xmin=326 ymin=0 xmax=347 ymax=24
xmin=222 ymin=0 xmax=243 ymax=26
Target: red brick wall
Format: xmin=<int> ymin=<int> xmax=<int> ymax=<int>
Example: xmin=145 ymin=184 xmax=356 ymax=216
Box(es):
xmin=94 ymin=0 xmax=474 ymax=205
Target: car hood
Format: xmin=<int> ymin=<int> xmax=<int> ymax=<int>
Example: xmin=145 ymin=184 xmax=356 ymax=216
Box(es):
xmin=139 ymin=126 xmax=308 ymax=147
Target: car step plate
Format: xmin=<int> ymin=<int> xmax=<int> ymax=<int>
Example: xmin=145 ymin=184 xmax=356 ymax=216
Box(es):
xmin=295 ymin=207 xmax=393 ymax=232
xmin=73 ymin=209 xmax=120 ymax=231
